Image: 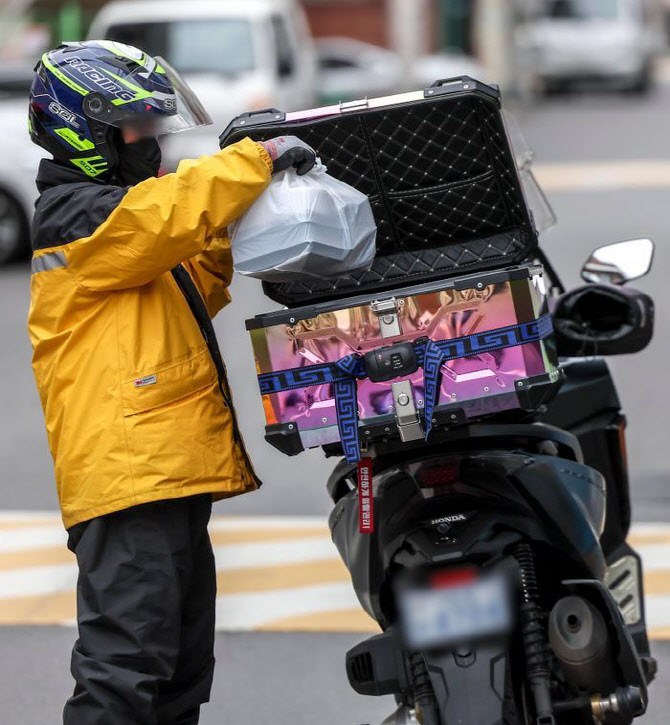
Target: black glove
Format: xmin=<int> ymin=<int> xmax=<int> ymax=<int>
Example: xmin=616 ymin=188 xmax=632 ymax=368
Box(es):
xmin=257 ymin=136 xmax=317 ymax=175
xmin=551 ymin=283 xmax=654 ymax=357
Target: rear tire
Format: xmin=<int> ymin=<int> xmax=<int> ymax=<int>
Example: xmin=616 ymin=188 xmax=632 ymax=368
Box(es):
xmin=0 ymin=189 xmax=29 ymax=265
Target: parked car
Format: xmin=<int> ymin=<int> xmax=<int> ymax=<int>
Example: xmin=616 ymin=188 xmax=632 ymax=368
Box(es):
xmin=412 ymin=52 xmax=489 ymax=88
xmin=517 ymin=0 xmax=664 ymax=93
xmin=89 ymin=0 xmax=317 ymax=169
xmin=0 ymin=96 xmax=45 ymax=263
xmin=315 ymin=38 xmax=406 ymax=103
xmin=0 ymin=65 xmax=34 ymax=97
xmin=315 ymin=38 xmax=486 ymax=104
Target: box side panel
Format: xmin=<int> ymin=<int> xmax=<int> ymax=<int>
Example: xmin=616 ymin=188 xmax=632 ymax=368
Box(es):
xmin=248 ymin=272 xmax=554 ymax=449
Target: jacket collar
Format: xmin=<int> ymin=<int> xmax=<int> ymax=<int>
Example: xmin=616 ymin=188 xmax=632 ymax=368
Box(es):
xmin=35 ymin=158 xmax=108 ymax=195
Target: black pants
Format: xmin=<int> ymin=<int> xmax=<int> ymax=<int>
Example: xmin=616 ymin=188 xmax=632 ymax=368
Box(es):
xmin=64 ymin=494 xmax=216 ymax=725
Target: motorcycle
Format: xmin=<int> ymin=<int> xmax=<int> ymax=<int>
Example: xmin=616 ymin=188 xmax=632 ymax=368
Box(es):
xmin=327 ymin=238 xmax=656 ymax=725
xmin=219 ymin=77 xmax=657 ymax=724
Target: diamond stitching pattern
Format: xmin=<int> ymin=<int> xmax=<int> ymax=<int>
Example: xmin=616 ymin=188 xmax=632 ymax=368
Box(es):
xmin=369 ymin=100 xmax=491 ymax=192
xmin=223 ymin=93 xmax=536 ymax=306
xmin=261 ymin=231 xmax=524 ymax=302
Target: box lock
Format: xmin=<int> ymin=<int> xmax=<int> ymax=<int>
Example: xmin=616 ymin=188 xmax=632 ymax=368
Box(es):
xmin=364 ymin=342 xmax=418 ymax=383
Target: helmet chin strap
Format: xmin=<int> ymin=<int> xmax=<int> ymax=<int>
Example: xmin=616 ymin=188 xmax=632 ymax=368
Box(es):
xmin=88 ymin=123 xmax=162 ymax=186
xmin=89 ymin=120 xmax=120 ymax=183
xmin=114 ymin=134 xmax=162 ymax=186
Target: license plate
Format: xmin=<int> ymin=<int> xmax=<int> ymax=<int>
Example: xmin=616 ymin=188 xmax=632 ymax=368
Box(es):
xmin=398 ymin=571 xmax=512 ymax=650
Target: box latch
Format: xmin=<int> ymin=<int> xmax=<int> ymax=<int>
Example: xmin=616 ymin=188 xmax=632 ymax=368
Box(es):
xmin=391 ymin=380 xmax=423 ymax=443
xmin=371 ymin=297 xmax=402 ymax=338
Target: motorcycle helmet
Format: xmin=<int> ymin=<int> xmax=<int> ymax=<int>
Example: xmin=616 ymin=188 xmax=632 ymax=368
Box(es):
xmin=29 ymin=40 xmax=212 ymax=180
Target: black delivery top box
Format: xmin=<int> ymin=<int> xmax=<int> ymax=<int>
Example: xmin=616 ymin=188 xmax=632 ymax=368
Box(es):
xmin=220 ymin=77 xmax=537 ymax=308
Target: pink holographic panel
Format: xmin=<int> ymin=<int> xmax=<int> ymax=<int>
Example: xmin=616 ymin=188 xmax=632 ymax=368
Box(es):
xmin=248 ymin=274 xmax=553 ymax=446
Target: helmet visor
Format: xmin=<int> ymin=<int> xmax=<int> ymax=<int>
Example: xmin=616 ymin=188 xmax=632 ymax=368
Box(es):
xmin=102 ymin=55 xmax=212 ymax=140
xmin=149 ymin=56 xmax=212 ymax=134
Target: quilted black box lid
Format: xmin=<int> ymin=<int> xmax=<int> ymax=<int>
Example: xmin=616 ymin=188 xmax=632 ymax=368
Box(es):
xmin=220 ymin=77 xmax=538 ymax=308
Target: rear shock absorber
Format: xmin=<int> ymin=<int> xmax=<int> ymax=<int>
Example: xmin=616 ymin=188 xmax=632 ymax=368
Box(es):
xmin=515 ymin=543 xmax=556 ymax=725
xmin=408 ymin=652 xmax=440 ymax=725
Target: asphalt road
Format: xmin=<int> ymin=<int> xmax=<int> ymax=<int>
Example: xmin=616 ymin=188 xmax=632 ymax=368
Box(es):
xmin=2 ymin=83 xmax=670 ymax=722
xmin=0 ymin=629 xmax=668 ymax=725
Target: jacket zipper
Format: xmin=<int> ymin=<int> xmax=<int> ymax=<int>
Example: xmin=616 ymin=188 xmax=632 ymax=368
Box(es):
xmin=171 ymin=264 xmax=262 ymax=488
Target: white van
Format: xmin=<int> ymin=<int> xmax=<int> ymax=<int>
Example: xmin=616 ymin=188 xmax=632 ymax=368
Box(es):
xmin=88 ymin=0 xmax=317 ymax=168
xmin=517 ymin=0 xmax=664 ymax=93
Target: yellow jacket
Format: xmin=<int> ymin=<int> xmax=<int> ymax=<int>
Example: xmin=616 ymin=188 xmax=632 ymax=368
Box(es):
xmin=28 ymin=138 xmax=272 ymax=528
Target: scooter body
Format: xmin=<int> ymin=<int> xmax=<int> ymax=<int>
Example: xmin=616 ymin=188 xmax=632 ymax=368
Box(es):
xmin=327 ymin=359 xmax=654 ymax=725
xmin=218 ymin=77 xmax=657 ymax=725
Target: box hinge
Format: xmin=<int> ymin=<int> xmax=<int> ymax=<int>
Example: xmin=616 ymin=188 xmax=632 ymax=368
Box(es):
xmin=340 ymin=97 xmax=369 ymax=112
xmin=371 ymin=297 xmax=402 ymax=338
xmin=391 ymin=380 xmax=423 ymax=443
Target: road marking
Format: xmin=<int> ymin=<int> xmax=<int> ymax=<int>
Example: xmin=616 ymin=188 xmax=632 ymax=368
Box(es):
xmin=257 ymin=608 xmax=377 ymax=632
xmin=216 ymin=582 xmax=361 ymax=631
xmin=211 ymin=536 xmax=339 ymax=570
xmin=0 ymin=563 xmax=78 ymax=600
xmin=209 ymin=527 xmax=328 ymax=545
xmin=0 ymin=524 xmax=66 ymax=554
xmin=217 ymin=558 xmax=350 ymax=594
xmin=534 ymin=160 xmax=670 ymax=193
xmin=1 ymin=513 xmax=670 ymax=638
xmin=0 ymin=544 xmax=74 ymax=570
xmin=622 ymin=543 xmax=670 ymax=573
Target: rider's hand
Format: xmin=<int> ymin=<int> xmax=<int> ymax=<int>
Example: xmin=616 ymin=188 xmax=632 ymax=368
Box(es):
xmin=257 ymin=136 xmax=317 ymax=176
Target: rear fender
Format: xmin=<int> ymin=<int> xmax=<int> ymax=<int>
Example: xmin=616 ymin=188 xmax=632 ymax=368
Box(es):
xmin=424 ymin=640 xmax=509 ymax=725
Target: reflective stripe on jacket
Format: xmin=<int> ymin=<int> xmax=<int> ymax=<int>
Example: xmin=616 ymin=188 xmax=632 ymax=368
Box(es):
xmin=28 ymin=138 xmax=273 ymax=528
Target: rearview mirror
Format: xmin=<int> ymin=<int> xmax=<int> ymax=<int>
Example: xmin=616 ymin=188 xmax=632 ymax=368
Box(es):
xmin=581 ymin=239 xmax=654 ymax=285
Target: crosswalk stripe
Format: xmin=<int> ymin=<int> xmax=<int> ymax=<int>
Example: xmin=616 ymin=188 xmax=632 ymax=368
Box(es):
xmin=0 ymin=563 xmax=78 ymax=599
xmin=257 ymin=609 xmax=377 ymax=633
xmin=642 ymin=594 xmax=670 ymax=631
xmin=627 ymin=533 xmax=670 ymax=547
xmin=0 ymin=545 xmax=74 ymax=571
xmin=211 ymin=536 xmax=338 ymax=571
xmin=209 ymin=527 xmax=328 ymax=545
xmin=0 ymin=518 xmax=64 ymax=530
xmin=623 ymin=523 xmax=670 ymax=535
xmin=208 ymin=516 xmax=327 ymax=530
xmin=0 ymin=590 xmax=76 ymax=625
xmin=639 ymin=570 xmax=670 ymax=596
xmin=624 ymin=543 xmax=670 ymax=573
xmin=216 ymin=582 xmax=361 ymax=631
xmin=217 ymin=558 xmax=349 ymax=594
xmin=0 ymin=524 xmax=66 ymax=554
xmin=0 ymin=512 xmax=62 ymax=524
xmin=2 ymin=513 xmax=670 ymax=638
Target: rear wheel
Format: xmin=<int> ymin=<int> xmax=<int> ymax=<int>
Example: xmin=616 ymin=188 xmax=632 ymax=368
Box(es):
xmin=0 ymin=189 xmax=29 ymax=264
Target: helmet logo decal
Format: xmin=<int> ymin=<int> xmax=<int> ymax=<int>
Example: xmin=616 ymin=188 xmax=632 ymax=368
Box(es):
xmin=70 ymin=155 xmax=108 ymax=177
xmin=65 ymin=57 xmax=136 ymax=103
xmin=48 ymin=101 xmax=80 ymax=128
xmin=54 ymin=127 xmax=94 ymax=151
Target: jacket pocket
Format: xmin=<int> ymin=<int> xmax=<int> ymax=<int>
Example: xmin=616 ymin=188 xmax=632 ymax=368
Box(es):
xmin=121 ymin=348 xmax=217 ymax=416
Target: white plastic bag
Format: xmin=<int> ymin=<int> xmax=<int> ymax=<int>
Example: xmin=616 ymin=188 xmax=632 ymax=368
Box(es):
xmin=230 ymin=162 xmax=377 ymax=282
